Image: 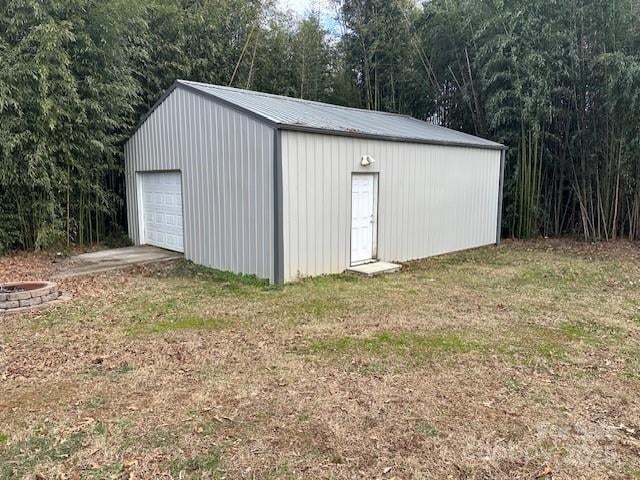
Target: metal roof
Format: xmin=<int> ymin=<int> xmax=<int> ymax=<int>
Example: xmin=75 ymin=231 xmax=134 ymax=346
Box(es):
xmin=166 ymin=80 xmax=505 ymax=150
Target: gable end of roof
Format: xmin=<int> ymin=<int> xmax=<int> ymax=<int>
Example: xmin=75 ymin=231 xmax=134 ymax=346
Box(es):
xmin=129 ymin=80 xmax=277 ymax=141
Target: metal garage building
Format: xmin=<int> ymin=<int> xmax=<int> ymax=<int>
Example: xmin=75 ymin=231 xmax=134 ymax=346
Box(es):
xmin=125 ymin=80 xmax=506 ymax=284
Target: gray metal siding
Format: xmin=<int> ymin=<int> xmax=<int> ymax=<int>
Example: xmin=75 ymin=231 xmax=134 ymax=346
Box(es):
xmin=280 ymin=131 xmax=502 ymax=282
xmin=125 ymin=88 xmax=275 ymax=281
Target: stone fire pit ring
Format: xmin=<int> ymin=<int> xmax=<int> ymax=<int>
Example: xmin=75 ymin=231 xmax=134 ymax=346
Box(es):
xmin=0 ymin=281 xmax=65 ymax=316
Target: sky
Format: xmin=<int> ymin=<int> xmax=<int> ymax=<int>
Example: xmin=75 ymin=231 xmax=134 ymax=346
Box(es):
xmin=277 ymin=0 xmax=425 ymax=36
xmin=277 ymin=0 xmax=334 ymax=17
xmin=277 ymin=0 xmax=426 ymax=16
xmin=277 ymin=0 xmax=341 ymax=35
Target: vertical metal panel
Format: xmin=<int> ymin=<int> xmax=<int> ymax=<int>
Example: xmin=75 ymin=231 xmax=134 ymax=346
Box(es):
xmin=280 ymin=131 xmax=502 ymax=282
xmin=124 ymin=88 xmax=275 ymax=282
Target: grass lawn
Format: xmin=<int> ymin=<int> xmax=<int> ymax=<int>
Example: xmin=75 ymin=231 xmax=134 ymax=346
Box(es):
xmin=1 ymin=240 xmax=640 ymax=479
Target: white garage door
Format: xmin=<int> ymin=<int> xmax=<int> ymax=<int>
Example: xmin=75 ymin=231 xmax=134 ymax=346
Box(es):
xmin=140 ymin=172 xmax=184 ymax=252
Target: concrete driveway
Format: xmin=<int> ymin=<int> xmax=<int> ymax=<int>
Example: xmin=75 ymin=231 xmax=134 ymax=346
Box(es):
xmin=53 ymin=246 xmax=182 ymax=279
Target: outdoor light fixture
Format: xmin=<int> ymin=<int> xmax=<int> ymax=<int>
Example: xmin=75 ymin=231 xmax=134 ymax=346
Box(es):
xmin=360 ymin=155 xmax=376 ymax=167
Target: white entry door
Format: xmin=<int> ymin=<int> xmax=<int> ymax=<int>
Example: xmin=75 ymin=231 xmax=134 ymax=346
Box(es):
xmin=139 ymin=171 xmax=184 ymax=252
xmin=351 ymin=173 xmax=377 ymax=265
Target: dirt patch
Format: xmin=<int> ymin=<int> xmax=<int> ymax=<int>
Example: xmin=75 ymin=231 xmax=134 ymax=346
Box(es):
xmin=0 ymin=251 xmax=59 ymax=283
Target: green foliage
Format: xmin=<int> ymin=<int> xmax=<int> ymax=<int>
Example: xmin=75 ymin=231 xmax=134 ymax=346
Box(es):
xmin=34 ymin=218 xmax=66 ymax=251
xmin=0 ymin=0 xmax=638 ymax=248
xmin=0 ymin=0 xmax=141 ymax=250
xmin=339 ymin=0 xmax=419 ymax=111
xmin=102 ymin=224 xmax=134 ymax=248
xmin=0 ymin=211 xmax=20 ymax=253
xmin=291 ymin=15 xmax=336 ymax=101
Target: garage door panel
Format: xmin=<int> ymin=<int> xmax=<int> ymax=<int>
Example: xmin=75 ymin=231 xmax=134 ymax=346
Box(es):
xmin=140 ymin=172 xmax=184 ymax=253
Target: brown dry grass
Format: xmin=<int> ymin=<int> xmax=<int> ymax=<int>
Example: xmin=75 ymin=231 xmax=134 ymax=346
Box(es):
xmin=1 ymin=240 xmax=640 ymax=479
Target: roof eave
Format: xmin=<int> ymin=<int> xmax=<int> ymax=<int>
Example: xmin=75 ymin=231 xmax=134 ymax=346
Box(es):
xmin=276 ymin=124 xmax=507 ymax=151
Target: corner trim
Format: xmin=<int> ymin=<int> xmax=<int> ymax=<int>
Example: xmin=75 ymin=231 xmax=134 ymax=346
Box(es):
xmin=496 ymin=149 xmax=506 ymax=245
xmin=273 ymin=129 xmax=284 ymax=285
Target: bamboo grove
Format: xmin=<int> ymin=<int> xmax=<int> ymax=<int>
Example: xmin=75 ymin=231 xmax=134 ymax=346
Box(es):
xmin=0 ymin=0 xmax=638 ymax=252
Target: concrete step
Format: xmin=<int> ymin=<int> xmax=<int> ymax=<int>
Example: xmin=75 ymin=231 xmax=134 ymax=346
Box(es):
xmin=347 ymin=261 xmax=401 ymax=277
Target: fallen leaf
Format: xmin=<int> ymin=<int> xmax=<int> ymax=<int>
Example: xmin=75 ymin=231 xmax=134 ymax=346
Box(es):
xmin=535 ymin=465 xmax=553 ymax=478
